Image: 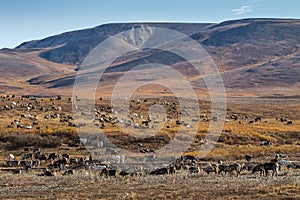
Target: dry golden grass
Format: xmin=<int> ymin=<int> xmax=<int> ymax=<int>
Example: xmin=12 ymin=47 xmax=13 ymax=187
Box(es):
xmin=0 ymin=169 xmax=299 ymax=199
xmin=0 ymin=96 xmax=299 ymax=199
xmin=0 ymin=96 xmax=299 ymax=159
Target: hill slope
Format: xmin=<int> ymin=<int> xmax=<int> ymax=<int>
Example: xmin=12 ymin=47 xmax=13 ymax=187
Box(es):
xmin=0 ymin=18 xmax=299 ymax=96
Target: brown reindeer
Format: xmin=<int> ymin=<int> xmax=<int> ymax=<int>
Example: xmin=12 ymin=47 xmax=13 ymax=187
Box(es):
xmin=224 ymin=163 xmax=244 ymax=177
xmin=150 ymin=167 xmax=169 ymax=175
xmin=203 ymin=163 xmax=217 ymax=174
xmin=263 ymin=162 xmax=279 ymax=177
xmin=252 ymin=164 xmax=265 ymax=176
xmin=101 ymin=168 xmax=119 ymax=177
xmin=217 ymin=164 xmax=229 ymax=175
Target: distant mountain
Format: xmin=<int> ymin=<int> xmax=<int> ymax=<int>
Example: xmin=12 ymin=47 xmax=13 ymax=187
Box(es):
xmin=0 ymin=18 xmax=300 ymax=96
xmin=16 ymin=23 xmax=212 ymax=66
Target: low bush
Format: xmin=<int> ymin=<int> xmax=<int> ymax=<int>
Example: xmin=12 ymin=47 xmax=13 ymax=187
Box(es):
xmin=4 ymin=133 xmax=61 ymax=150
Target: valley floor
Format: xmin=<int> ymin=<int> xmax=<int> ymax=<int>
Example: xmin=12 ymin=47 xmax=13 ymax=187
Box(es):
xmin=0 ymin=96 xmax=299 ymax=199
xmin=0 ymin=170 xmax=299 ymax=200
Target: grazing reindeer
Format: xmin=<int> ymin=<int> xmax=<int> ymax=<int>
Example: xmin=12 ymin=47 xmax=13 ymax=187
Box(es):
xmin=101 ymin=168 xmax=119 ymax=177
xmin=8 ymin=154 xmax=15 ymax=161
xmin=150 ymin=167 xmax=170 ymax=175
xmin=7 ymin=160 xmax=19 ymax=167
xmin=43 ymin=169 xmax=55 ymax=176
xmin=217 ymin=164 xmax=229 ymax=175
xmin=203 ymin=163 xmax=217 ymax=174
xmin=245 ymin=155 xmax=253 ymax=162
xmin=252 ymin=164 xmax=265 ymax=176
xmin=263 ymin=162 xmax=279 ymax=177
xmin=189 ymin=166 xmax=201 ymax=174
xmin=224 ymin=163 xmax=244 ymax=177
xmin=63 ymin=169 xmax=74 ymax=176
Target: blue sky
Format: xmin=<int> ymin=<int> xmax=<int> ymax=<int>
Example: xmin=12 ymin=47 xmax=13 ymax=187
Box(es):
xmin=1 ymin=0 xmax=300 ymax=48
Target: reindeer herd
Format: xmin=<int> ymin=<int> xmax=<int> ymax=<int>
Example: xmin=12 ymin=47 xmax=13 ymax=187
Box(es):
xmin=2 ymin=147 xmax=299 ymax=178
xmin=0 ymin=94 xmax=295 ymax=133
xmin=0 ymin=94 xmax=299 ymax=178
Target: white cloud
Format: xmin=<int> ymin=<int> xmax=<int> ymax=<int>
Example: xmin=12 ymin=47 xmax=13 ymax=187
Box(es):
xmin=232 ymin=5 xmax=252 ymax=15
xmin=248 ymin=0 xmax=259 ymax=3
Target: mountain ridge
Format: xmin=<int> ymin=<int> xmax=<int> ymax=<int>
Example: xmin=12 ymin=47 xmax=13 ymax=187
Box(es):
xmin=0 ymin=18 xmax=299 ymax=97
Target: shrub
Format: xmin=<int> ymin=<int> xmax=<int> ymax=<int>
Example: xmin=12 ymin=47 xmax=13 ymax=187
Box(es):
xmin=4 ymin=132 xmax=62 ymax=150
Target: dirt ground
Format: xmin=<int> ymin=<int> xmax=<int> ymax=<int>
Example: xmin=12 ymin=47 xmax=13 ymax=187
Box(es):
xmin=0 ymin=169 xmax=299 ymax=200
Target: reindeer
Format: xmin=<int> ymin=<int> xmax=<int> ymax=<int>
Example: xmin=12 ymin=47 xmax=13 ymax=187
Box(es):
xmin=203 ymin=163 xmax=217 ymax=174
xmin=189 ymin=166 xmax=201 ymax=174
xmin=43 ymin=169 xmax=56 ymax=176
xmin=263 ymin=162 xmax=279 ymax=177
xmin=150 ymin=167 xmax=170 ymax=175
xmin=101 ymin=168 xmax=119 ymax=177
xmin=63 ymin=169 xmax=74 ymax=176
xmin=224 ymin=163 xmax=244 ymax=177
xmin=7 ymin=160 xmax=19 ymax=167
xmin=245 ymin=154 xmax=253 ymax=162
xmin=217 ymin=163 xmax=229 ymax=175
xmin=252 ymin=164 xmax=265 ymax=176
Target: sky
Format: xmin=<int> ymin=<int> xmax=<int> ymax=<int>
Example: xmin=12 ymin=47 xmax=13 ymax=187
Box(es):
xmin=1 ymin=0 xmax=300 ymax=48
